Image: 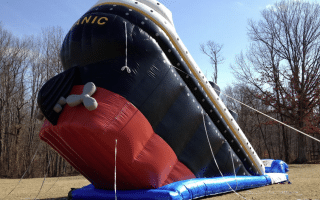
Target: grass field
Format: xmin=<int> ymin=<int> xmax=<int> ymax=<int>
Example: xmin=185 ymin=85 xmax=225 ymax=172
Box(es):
xmin=1 ymin=164 xmax=319 ymax=200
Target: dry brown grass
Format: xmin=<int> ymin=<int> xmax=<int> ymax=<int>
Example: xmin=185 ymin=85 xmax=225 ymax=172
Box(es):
xmin=1 ymin=164 xmax=319 ymax=200
xmin=0 ymin=176 xmax=89 ymax=200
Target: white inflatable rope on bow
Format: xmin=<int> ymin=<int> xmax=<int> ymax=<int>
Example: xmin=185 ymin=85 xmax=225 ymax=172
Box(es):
xmin=66 ymin=82 xmax=98 ymax=111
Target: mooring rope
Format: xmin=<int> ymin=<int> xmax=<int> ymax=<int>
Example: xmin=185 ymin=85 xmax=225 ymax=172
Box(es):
xmin=230 ymin=146 xmax=239 ymax=191
xmin=34 ymin=151 xmax=52 ymax=200
xmin=3 ymin=142 xmax=42 ymax=199
xmin=44 ymin=161 xmax=67 ymax=193
xmin=170 ymin=64 xmax=320 ymax=144
xmin=114 ymin=139 xmax=118 ymax=200
xmin=121 ymin=21 xmax=131 ymax=73
xmin=218 ymin=90 xmax=320 ymax=144
xmin=201 ymin=111 xmax=246 ymax=199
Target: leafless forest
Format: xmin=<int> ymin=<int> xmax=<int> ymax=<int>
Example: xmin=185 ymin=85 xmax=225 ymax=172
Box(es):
xmin=221 ymin=84 xmax=320 ymax=165
xmin=1 ymin=0 xmax=320 ymax=180
xmin=229 ymin=0 xmax=320 ymax=164
xmin=0 ymin=24 xmax=79 ymax=179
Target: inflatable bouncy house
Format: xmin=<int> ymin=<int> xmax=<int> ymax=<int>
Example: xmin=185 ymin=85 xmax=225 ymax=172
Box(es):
xmin=37 ymin=0 xmax=289 ymax=199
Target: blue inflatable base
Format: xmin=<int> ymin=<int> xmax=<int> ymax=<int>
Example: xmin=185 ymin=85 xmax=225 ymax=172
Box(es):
xmin=262 ymin=159 xmax=289 ymax=173
xmin=70 ymin=174 xmax=289 ymax=200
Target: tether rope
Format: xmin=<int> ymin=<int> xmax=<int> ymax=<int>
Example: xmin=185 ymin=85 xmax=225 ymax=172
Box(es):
xmin=3 ymin=142 xmax=42 ymax=200
xmin=44 ymin=161 xmax=68 ymax=193
xmin=114 ymin=139 xmax=118 ymax=200
xmin=170 ymin=65 xmax=320 ymax=144
xmin=34 ymin=151 xmax=52 ymax=200
xmin=121 ymin=21 xmax=131 ymax=73
xmin=230 ymin=146 xmax=239 ymax=191
xmin=218 ymin=90 xmax=320 ymax=144
xmin=201 ymin=111 xmax=246 ymax=199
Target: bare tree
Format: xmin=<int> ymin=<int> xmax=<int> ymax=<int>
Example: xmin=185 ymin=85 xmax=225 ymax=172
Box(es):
xmin=0 ymin=23 xmax=31 ymax=176
xmin=0 ymin=23 xmax=79 ymax=178
xmin=40 ymin=26 xmax=64 ymax=80
xmin=222 ymin=84 xmax=296 ymax=162
xmin=200 ymin=40 xmax=224 ymax=83
xmin=231 ymin=0 xmax=320 ymax=163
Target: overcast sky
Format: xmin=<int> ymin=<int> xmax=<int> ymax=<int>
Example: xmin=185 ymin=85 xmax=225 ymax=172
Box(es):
xmin=1 ymin=0 xmax=313 ymax=90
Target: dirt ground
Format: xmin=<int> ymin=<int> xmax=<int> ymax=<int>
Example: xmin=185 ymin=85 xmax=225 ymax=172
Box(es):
xmin=0 ymin=164 xmax=319 ymax=200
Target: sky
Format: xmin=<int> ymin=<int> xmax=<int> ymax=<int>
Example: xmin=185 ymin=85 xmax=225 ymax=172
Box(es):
xmin=0 ymin=0 xmax=298 ymax=90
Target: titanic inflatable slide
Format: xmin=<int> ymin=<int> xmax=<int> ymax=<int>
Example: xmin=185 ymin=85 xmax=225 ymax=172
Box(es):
xmin=37 ymin=0 xmax=289 ymax=199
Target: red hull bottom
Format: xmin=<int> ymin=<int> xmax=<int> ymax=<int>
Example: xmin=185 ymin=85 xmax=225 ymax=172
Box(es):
xmin=40 ymin=85 xmax=195 ymax=189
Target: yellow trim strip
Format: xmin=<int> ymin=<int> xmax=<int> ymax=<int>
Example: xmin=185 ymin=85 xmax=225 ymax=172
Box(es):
xmin=92 ymin=2 xmax=263 ymax=175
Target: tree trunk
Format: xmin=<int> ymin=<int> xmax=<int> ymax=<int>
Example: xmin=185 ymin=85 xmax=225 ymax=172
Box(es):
xmin=295 ymin=118 xmax=307 ymax=163
xmin=279 ymin=114 xmax=289 ymax=162
xmin=296 ymin=133 xmax=307 ymax=163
